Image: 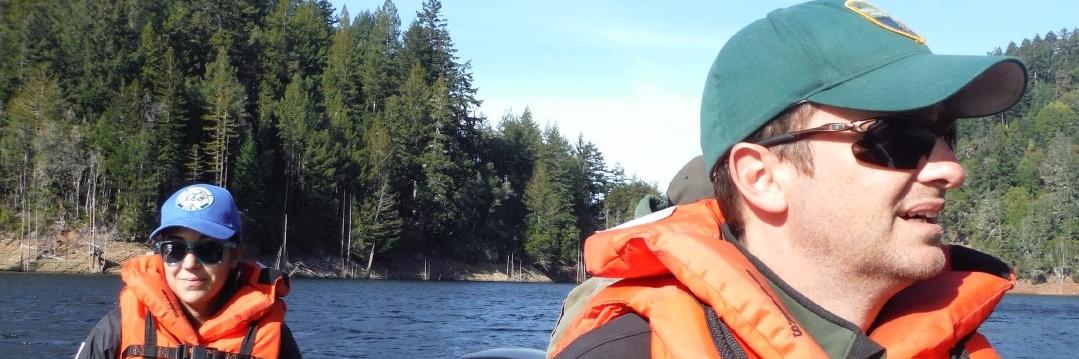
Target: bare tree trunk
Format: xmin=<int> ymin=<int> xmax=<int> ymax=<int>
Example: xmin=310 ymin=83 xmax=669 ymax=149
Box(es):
xmin=339 ymin=188 xmax=346 ymax=276
xmin=346 ymin=194 xmax=354 ymax=277
xmin=88 ymin=164 xmax=98 ymax=273
xmin=277 ymin=176 xmax=291 ymax=271
xmin=364 ymin=242 xmax=375 ymax=279
xmin=1059 ymin=240 xmax=1067 ymax=295
xmin=276 ymin=213 xmax=288 ymax=271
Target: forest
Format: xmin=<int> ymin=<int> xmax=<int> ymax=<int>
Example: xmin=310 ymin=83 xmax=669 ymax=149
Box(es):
xmin=0 ymin=0 xmax=1074 ymax=282
xmin=944 ymin=29 xmax=1078 ymax=284
xmin=0 ymin=0 xmax=657 ymax=276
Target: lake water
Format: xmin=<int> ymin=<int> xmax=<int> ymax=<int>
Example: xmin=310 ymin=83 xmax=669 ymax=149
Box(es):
xmin=0 ymin=272 xmax=1075 ymax=358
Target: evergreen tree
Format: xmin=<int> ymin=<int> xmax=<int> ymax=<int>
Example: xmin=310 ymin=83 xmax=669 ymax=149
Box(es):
xmin=0 ymin=7 xmax=23 ymax=104
xmin=2 ymin=67 xmax=67 ymax=236
xmin=232 ymin=133 xmax=272 ymax=248
xmin=352 ymin=112 xmax=401 ymax=274
xmin=200 ymin=40 xmax=248 ymax=186
xmin=603 ymin=178 xmax=659 ymax=228
xmin=356 ymin=0 xmax=402 ymax=113
xmin=524 ymin=164 xmax=578 ymax=264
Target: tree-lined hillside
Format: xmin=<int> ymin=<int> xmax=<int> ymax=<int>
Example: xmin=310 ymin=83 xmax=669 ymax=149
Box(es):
xmin=945 ymin=29 xmax=1079 ymax=283
xmin=0 ymin=0 xmax=657 ymax=275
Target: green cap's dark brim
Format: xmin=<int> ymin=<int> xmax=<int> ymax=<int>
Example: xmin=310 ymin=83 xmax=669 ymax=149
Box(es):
xmin=809 ymin=55 xmax=1027 ymax=117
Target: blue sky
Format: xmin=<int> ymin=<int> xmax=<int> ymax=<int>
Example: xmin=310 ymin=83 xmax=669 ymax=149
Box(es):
xmin=330 ymin=0 xmax=1078 ymax=187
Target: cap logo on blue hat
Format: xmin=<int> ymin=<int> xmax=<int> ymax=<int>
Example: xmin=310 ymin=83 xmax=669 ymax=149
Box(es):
xmin=175 ymin=186 xmax=215 ymax=211
xmin=845 ymin=0 xmax=924 ymax=44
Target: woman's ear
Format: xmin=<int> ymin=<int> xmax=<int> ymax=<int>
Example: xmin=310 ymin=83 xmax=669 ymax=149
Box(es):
xmin=727 ymin=143 xmax=790 ymax=215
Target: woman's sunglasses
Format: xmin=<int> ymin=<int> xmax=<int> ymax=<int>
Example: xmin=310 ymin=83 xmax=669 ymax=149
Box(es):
xmin=155 ymin=238 xmax=237 ymax=266
xmin=752 ymin=115 xmax=957 ymax=169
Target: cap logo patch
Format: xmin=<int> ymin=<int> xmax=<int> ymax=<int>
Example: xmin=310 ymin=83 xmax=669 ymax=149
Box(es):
xmin=845 ymin=0 xmax=925 ymax=44
xmin=176 ymin=187 xmax=214 ymax=211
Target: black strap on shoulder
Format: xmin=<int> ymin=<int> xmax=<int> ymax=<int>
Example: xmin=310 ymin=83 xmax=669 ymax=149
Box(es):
xmin=258 ymin=267 xmax=283 ymax=285
xmin=949 ymin=332 xmax=976 ymax=359
xmin=122 ymin=343 xmax=261 ymax=359
xmin=237 ymin=322 xmax=259 ymax=358
xmin=122 ymin=344 xmax=173 ymax=359
xmin=702 ymin=303 xmax=748 ymax=359
xmin=144 ymin=315 xmax=157 ymax=358
xmin=127 ymin=314 xmax=263 ymax=359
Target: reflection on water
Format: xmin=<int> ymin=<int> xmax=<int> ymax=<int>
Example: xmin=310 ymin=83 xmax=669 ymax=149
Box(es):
xmin=0 ymin=272 xmax=1075 ymax=358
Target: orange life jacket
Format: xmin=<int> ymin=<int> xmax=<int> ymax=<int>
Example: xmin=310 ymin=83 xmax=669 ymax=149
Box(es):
xmin=117 ymin=255 xmax=290 ymax=359
xmin=550 ymin=199 xmax=1014 ymax=359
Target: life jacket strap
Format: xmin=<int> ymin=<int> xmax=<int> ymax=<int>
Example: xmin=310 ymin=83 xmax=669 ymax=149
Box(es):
xmin=122 ymin=344 xmax=262 ymax=359
xmin=702 ymin=302 xmax=749 ymax=359
xmin=125 ymin=315 xmax=264 ymax=359
xmin=143 ymin=314 xmax=156 ymax=359
xmin=238 ymin=322 xmax=258 ymax=357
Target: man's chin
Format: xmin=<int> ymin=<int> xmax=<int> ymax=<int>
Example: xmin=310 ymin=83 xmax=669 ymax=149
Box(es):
xmin=895 ymin=245 xmax=948 ymax=281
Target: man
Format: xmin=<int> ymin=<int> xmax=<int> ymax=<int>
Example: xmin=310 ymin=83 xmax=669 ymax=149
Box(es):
xmin=632 ymin=155 xmax=713 ymax=219
xmin=548 ymin=155 xmax=713 ymax=354
xmin=76 ymin=184 xmax=302 ymax=359
xmin=549 ymin=1 xmax=1024 ymax=358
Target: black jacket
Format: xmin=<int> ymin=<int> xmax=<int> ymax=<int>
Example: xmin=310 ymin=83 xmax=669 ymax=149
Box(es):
xmin=74 ymin=308 xmax=302 ymax=359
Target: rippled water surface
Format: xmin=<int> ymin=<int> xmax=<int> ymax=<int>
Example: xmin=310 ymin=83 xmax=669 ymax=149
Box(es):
xmin=0 ymin=272 xmax=1075 ymax=358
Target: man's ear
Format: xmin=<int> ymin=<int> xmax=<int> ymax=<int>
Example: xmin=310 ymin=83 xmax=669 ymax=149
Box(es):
xmin=727 ymin=143 xmax=789 ymax=215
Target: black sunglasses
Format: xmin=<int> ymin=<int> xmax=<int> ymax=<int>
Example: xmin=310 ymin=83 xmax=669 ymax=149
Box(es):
xmin=155 ymin=238 xmax=237 ymax=266
xmin=752 ymin=115 xmax=957 ymax=169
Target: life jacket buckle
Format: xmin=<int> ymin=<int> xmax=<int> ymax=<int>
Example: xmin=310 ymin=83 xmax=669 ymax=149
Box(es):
xmin=187 ymin=344 xmax=212 ymax=359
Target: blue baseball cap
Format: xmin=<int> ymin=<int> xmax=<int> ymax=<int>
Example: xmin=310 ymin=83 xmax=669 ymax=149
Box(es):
xmin=149 ymin=184 xmax=242 ymax=242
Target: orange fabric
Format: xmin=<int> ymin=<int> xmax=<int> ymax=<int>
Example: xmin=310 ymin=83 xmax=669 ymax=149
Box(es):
xmin=962 ymin=333 xmax=1001 ymax=359
xmin=117 ymin=255 xmax=289 ymax=359
xmin=550 ymin=199 xmax=1011 ymax=359
xmin=552 ymin=200 xmax=824 ymax=359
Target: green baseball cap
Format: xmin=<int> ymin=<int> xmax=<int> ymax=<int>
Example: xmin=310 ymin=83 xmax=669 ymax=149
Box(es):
xmin=700 ymin=0 xmax=1027 ymax=174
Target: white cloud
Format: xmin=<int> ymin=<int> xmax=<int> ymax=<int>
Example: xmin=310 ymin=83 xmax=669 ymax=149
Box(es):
xmin=480 ymin=83 xmax=701 ymax=189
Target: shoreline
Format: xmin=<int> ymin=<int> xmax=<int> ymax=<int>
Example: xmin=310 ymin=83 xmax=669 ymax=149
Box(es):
xmin=1010 ymin=279 xmax=1079 ymax=296
xmin=0 ymin=238 xmax=556 ymax=283
xmin=3 ymin=238 xmax=1076 ymax=295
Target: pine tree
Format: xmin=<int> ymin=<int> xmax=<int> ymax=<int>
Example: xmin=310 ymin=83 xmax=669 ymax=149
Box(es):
xmin=1 ymin=67 xmax=66 ymax=239
xmin=200 ymin=40 xmax=247 ymax=186
xmin=415 ymin=77 xmax=467 ymax=256
xmin=138 ymin=24 xmax=187 ymax=191
xmin=356 ymin=0 xmax=402 ymax=113
xmin=0 ymin=6 xmax=23 ymax=103
xmin=322 ymin=8 xmax=362 ymax=189
xmin=232 ymin=133 xmax=272 ymax=247
xmin=352 ymin=112 xmax=401 ymax=276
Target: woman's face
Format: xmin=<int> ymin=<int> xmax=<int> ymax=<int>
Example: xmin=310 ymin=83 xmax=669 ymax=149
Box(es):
xmin=159 ymin=227 xmax=239 ymax=317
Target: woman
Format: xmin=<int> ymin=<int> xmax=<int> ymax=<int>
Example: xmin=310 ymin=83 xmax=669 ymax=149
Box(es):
xmin=76 ymin=184 xmax=302 ymax=358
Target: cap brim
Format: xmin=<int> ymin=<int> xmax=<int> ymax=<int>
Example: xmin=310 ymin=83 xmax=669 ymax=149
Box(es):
xmin=809 ymin=54 xmax=1027 ymax=117
xmin=149 ymin=217 xmax=237 ymax=241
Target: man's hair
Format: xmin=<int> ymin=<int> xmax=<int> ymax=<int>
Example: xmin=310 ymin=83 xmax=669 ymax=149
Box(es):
xmin=713 ymin=103 xmax=816 ymax=237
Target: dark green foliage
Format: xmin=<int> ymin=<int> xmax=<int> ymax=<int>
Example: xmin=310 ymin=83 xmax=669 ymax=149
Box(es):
xmin=603 ymin=176 xmax=660 ymax=228
xmin=943 ymin=29 xmax=1079 ymax=281
xmin=23 ymin=2 xmax=1075 ymax=277
xmin=200 ymin=41 xmax=248 ymax=186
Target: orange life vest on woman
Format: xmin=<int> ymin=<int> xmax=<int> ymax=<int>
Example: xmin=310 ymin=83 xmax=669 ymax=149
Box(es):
xmin=550 ymin=199 xmax=1014 ymax=359
xmin=117 ymin=255 xmax=290 ymax=359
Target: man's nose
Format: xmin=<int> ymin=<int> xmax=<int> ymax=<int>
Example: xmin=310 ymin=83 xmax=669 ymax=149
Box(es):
xmin=916 ymin=138 xmax=966 ymax=189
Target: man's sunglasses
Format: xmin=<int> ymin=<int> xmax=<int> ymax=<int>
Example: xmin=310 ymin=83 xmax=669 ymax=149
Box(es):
xmin=155 ymin=238 xmax=237 ymax=266
xmin=752 ymin=115 xmax=957 ymax=170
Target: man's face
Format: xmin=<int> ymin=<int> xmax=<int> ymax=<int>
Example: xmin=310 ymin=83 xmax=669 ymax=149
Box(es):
xmin=161 ymin=227 xmax=238 ymax=315
xmin=785 ymin=105 xmax=964 ymax=282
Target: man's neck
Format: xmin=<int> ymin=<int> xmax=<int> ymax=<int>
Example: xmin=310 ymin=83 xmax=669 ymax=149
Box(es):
xmin=741 ymin=228 xmax=912 ymax=331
